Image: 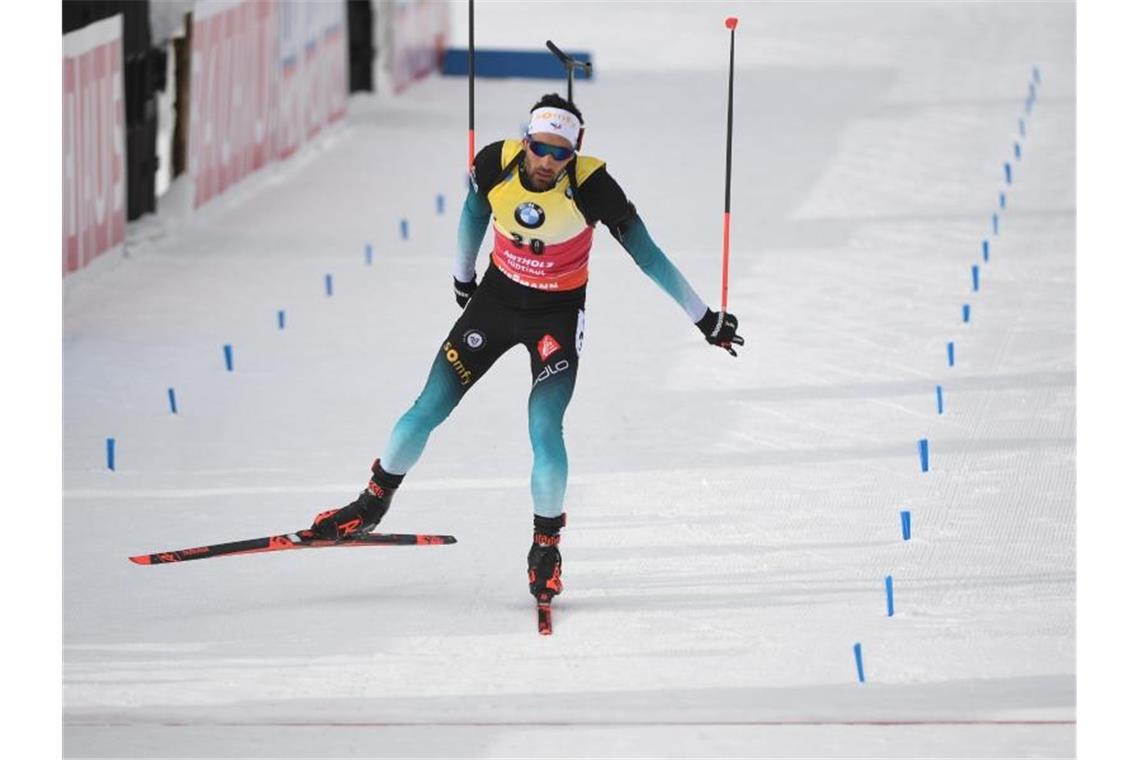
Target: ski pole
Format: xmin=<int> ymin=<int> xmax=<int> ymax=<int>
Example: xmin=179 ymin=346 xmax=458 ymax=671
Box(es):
xmin=467 ymin=0 xmax=475 ymax=167
xmin=721 ymin=16 xmax=738 ymax=311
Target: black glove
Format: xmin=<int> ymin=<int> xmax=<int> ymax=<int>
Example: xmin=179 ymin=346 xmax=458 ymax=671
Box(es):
xmin=454 ymin=277 xmax=478 ymax=308
xmin=697 ymin=308 xmax=745 ymax=357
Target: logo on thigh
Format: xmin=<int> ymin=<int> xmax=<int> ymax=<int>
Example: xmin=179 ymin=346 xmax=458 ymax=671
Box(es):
xmin=534 ymin=359 xmax=571 ymax=387
xmin=576 ymin=309 xmax=585 ymax=355
xmin=537 ymin=334 xmax=562 ymax=361
xmin=463 ymin=329 xmax=486 ymax=351
xmin=442 ymin=341 xmax=473 ymax=385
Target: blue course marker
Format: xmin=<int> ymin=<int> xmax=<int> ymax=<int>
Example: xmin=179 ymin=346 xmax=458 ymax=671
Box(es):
xmin=436 ymin=194 xmax=445 ymax=215
xmin=1004 ymin=162 xmax=1012 ymax=185
xmin=854 ymin=643 xmax=866 ymax=683
xmin=983 ymin=240 xmax=990 ymax=262
xmin=963 ymin=304 xmax=971 ymax=323
xmin=224 ymin=344 xmax=234 ymax=372
xmin=1019 ymin=118 xmax=1026 ymax=137
xmin=365 ymin=243 xmax=373 ymax=265
xmin=325 ymin=274 xmax=334 ymax=296
xmin=400 ymin=219 xmax=409 ymax=240
xmin=992 ymin=213 xmax=999 ymax=235
xmin=168 ymin=387 xmax=178 ymax=414
xmin=885 ymin=576 xmax=895 ymax=617
xmin=999 ymin=193 xmax=1006 ymax=210
xmin=901 ymin=510 xmax=912 ymax=540
xmin=936 ymin=384 xmax=944 ymax=414
xmin=919 ymin=439 xmax=930 ymax=472
xmin=1033 ymin=66 xmax=1041 ymax=84
xmin=972 ymin=265 xmax=980 ymax=292
xmin=106 ymin=437 xmax=116 ymax=471
xmin=1014 ymin=142 xmax=1021 ymax=160
xmin=947 ymin=341 xmax=955 ymax=367
xmin=278 ymin=310 xmax=286 ymax=330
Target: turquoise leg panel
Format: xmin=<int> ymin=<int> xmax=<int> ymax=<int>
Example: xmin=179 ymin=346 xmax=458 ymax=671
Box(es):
xmin=527 ymin=370 xmax=576 ymax=518
xmin=382 ymin=353 xmax=466 ymax=475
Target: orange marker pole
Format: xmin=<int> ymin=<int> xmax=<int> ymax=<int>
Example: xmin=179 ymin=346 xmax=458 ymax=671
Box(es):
xmin=467 ymin=0 xmax=475 ymax=166
xmin=721 ymin=16 xmax=738 ymax=311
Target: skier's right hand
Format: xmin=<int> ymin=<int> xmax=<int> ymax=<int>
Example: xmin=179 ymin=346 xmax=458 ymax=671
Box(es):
xmin=454 ymin=277 xmax=477 ymax=309
xmin=697 ymin=308 xmax=745 ymax=357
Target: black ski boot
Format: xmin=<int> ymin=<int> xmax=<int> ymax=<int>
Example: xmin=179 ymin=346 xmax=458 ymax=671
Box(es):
xmin=527 ymin=513 xmax=566 ymax=601
xmin=311 ymin=460 xmax=404 ymax=540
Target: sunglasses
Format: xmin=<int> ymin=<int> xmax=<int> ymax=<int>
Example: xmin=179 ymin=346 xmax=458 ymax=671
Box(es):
xmin=526 ymin=139 xmax=575 ymax=161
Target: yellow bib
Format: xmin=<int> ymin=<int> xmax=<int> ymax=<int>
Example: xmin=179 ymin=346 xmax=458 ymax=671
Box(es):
xmin=487 ymin=139 xmax=606 ymax=246
xmin=486 ymin=140 xmax=606 ymax=291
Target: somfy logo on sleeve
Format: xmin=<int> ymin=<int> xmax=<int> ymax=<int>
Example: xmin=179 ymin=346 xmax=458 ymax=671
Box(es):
xmin=514 ymin=202 xmax=545 ymax=229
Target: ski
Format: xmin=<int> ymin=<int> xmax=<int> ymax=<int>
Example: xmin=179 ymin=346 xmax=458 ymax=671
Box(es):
xmin=536 ymin=597 xmax=553 ymax=635
xmin=130 ymin=529 xmax=456 ymax=565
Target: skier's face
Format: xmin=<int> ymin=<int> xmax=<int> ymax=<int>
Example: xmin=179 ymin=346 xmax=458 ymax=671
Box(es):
xmin=524 ymin=133 xmax=574 ymax=190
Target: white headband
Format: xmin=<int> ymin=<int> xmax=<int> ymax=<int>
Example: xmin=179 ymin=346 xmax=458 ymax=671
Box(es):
xmin=527 ymin=107 xmax=582 ymax=146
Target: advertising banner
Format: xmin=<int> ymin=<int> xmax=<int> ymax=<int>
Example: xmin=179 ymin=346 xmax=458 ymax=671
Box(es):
xmin=188 ymin=0 xmax=347 ymax=206
xmin=188 ymin=0 xmax=276 ymax=208
xmin=63 ymin=15 xmax=126 ymax=275
xmin=276 ymin=0 xmax=347 ymax=160
xmin=389 ymin=0 xmax=448 ymax=93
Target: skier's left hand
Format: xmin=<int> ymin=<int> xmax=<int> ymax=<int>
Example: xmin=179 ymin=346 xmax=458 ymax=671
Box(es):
xmin=697 ymin=308 xmax=744 ymax=357
xmin=454 ymin=276 xmax=478 ymax=309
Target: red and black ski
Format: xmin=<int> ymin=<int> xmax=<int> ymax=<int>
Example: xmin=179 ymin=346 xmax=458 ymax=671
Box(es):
xmin=130 ymin=529 xmax=456 ymax=565
xmin=536 ymin=595 xmax=554 ymax=635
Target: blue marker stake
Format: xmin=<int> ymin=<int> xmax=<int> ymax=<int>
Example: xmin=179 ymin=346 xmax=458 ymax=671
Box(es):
xmin=1004 ymin=162 xmax=1012 ymax=185
xmin=365 ymin=243 xmax=373 ymax=265
xmin=885 ymin=576 xmax=895 ymax=617
xmin=962 ymin=303 xmax=971 ymax=323
xmin=947 ymin=341 xmax=955 ymax=368
xmin=919 ymin=438 xmax=930 ymax=472
xmin=999 ymin=192 xmax=1006 ymax=210
xmin=106 ymin=437 xmax=116 ymax=471
xmin=168 ymin=387 xmax=178 ymax=414
xmin=277 ymin=310 xmax=286 ymax=330
xmin=972 ymin=264 xmax=980 ymax=292
xmin=436 ymin=194 xmax=445 ymax=215
xmin=1014 ymin=142 xmax=1021 ymax=160
xmin=1029 ymin=82 xmax=1036 ymax=101
xmin=325 ymin=274 xmax=333 ymax=296
xmin=853 ymin=643 xmax=866 ymax=683
xmin=1033 ymin=66 xmax=1041 ymax=84
xmin=936 ymin=384 xmax=944 ymax=414
xmin=901 ymin=510 xmax=912 ymax=540
xmin=982 ymin=240 xmax=990 ymax=262
xmin=992 ymin=213 xmax=999 ymax=235
xmin=400 ymin=219 xmax=409 ymax=240
xmin=224 ymin=344 xmax=234 ymax=372
xmin=1019 ymin=118 xmax=1026 ymax=137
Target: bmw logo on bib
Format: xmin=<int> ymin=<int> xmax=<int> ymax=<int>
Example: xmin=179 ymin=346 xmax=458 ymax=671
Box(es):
xmin=514 ymin=202 xmax=545 ymax=229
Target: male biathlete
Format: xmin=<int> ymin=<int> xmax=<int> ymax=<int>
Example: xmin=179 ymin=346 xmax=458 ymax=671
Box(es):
xmin=312 ymin=93 xmax=743 ymax=607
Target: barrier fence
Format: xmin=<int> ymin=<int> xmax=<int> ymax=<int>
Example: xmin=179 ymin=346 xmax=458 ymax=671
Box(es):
xmin=62 ymin=15 xmax=127 ymax=275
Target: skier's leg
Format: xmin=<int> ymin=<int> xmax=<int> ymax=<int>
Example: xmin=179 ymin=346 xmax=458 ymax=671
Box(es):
xmin=381 ymin=348 xmax=474 ymax=474
xmin=526 ymin=364 xmax=577 ymax=517
xmin=312 ymin=292 xmax=511 ymax=538
xmin=523 ymin=306 xmax=584 ymax=598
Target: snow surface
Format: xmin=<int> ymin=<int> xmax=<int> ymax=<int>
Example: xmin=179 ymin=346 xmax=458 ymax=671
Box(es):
xmin=63 ymin=2 xmax=1076 ymax=757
